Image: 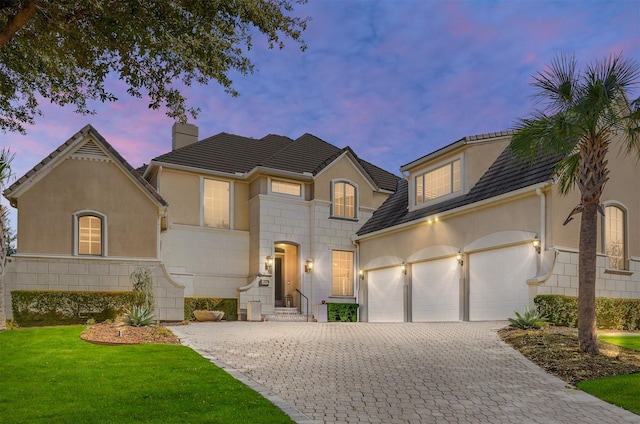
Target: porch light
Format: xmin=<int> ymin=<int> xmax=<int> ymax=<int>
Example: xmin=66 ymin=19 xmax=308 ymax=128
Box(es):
xmin=456 ymin=251 xmax=464 ymax=267
xmin=400 ymin=261 xmax=407 ymax=275
xmin=265 ymin=255 xmax=273 ymax=273
xmin=359 ymin=269 xmax=364 ymax=279
xmin=305 ymin=258 xmax=314 ymax=273
xmin=532 ymin=236 xmax=541 ymax=254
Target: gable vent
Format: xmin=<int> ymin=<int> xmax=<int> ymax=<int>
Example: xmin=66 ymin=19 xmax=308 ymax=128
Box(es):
xmin=70 ymin=141 xmax=110 ymax=162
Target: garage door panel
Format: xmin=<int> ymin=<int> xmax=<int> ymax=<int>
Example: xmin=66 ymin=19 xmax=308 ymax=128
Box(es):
xmin=368 ymin=268 xmax=404 ymax=322
xmin=412 ymin=259 xmax=459 ymax=322
xmin=469 ymin=244 xmax=536 ymax=321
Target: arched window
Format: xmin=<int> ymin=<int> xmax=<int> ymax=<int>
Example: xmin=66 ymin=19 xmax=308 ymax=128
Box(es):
xmin=332 ymin=181 xmax=357 ymax=219
xmin=603 ymin=204 xmax=626 ymax=270
xmin=74 ymin=211 xmax=106 ymax=256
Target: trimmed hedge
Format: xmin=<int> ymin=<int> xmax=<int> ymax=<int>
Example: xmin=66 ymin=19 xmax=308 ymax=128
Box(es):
xmin=327 ymin=303 xmax=359 ymax=322
xmin=11 ymin=290 xmax=145 ymax=327
xmin=184 ymin=297 xmax=237 ymax=321
xmin=535 ymin=295 xmax=640 ymax=330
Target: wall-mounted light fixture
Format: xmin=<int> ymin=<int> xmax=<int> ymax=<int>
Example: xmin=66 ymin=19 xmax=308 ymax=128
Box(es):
xmin=359 ymin=269 xmax=364 ymax=279
xmin=265 ymin=255 xmax=273 ymax=273
xmin=305 ymin=258 xmax=314 ymax=273
xmin=400 ymin=261 xmax=407 ymax=275
xmin=532 ymin=236 xmax=541 ymax=254
xmin=456 ymin=251 xmax=464 ymax=267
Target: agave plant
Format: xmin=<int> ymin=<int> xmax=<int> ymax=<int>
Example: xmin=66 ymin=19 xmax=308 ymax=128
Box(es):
xmin=122 ymin=306 xmax=156 ymax=327
xmin=508 ymin=307 xmax=548 ymax=330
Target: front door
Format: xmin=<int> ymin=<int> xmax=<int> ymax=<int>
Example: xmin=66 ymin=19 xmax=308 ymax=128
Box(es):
xmin=275 ymin=257 xmax=284 ymax=307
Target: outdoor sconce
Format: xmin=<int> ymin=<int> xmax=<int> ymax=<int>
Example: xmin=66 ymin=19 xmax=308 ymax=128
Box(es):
xmin=456 ymin=251 xmax=464 ymax=267
xmin=532 ymin=236 xmax=541 ymax=254
xmin=400 ymin=261 xmax=407 ymax=275
xmin=359 ymin=269 xmax=364 ymax=279
xmin=265 ymin=255 xmax=273 ymax=273
xmin=305 ymin=258 xmax=314 ymax=273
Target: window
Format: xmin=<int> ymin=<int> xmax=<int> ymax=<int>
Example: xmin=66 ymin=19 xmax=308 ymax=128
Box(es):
xmin=332 ymin=181 xmax=356 ymax=219
xmin=79 ymin=216 xmax=102 ymax=255
xmin=604 ymin=204 xmax=626 ymax=270
xmin=332 ymin=250 xmax=354 ymax=296
xmin=203 ymin=179 xmax=230 ymax=228
xmin=415 ymin=159 xmax=460 ymax=204
xmin=272 ymin=180 xmax=301 ymax=196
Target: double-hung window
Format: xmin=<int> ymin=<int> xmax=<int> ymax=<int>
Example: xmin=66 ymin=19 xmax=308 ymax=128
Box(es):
xmin=203 ymin=179 xmax=230 ymax=229
xmin=604 ymin=204 xmax=626 ymax=270
xmin=332 ymin=250 xmax=354 ymax=296
xmin=332 ymin=181 xmax=356 ymax=219
xmin=415 ymin=159 xmax=461 ymax=204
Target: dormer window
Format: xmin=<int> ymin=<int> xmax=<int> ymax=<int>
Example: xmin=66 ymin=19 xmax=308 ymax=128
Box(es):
xmin=415 ymin=159 xmax=461 ymax=205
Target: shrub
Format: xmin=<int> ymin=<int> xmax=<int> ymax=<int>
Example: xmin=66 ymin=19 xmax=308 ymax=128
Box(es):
xmin=184 ymin=297 xmax=237 ymax=321
xmin=327 ymin=303 xmax=359 ymax=322
xmin=11 ymin=290 xmax=144 ymax=327
xmin=122 ymin=306 xmax=156 ymax=327
xmin=535 ymin=295 xmax=640 ymax=330
xmin=508 ymin=307 xmax=548 ymax=329
xmin=130 ymin=267 xmax=155 ymax=312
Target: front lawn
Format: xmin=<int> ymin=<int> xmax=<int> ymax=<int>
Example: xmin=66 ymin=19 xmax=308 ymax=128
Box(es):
xmin=0 ymin=326 xmax=293 ymax=423
xmin=576 ymin=333 xmax=640 ymax=415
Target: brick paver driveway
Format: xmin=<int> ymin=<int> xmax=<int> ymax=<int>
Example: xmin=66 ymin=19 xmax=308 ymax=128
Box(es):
xmin=169 ymin=322 xmax=639 ymax=424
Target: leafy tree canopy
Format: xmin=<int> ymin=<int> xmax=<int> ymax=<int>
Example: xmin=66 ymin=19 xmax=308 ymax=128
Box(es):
xmin=0 ymin=0 xmax=308 ymax=133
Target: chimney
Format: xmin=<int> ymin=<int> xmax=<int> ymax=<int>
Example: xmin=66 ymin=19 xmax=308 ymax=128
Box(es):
xmin=172 ymin=122 xmax=199 ymax=150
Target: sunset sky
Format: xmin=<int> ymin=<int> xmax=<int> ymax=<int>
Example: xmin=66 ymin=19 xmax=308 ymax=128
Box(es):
xmin=2 ymin=0 xmax=639 ymax=226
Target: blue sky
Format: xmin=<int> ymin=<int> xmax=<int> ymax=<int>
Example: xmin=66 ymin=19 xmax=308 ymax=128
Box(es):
xmin=2 ymin=0 xmax=639 ymax=219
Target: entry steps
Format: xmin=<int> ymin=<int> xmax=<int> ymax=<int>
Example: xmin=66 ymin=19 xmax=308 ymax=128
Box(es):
xmin=264 ymin=307 xmax=309 ymax=322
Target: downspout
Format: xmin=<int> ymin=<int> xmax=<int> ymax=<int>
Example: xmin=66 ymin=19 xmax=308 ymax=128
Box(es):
xmin=353 ymin=239 xmax=360 ymax=307
xmin=536 ymin=188 xmax=546 ymax=254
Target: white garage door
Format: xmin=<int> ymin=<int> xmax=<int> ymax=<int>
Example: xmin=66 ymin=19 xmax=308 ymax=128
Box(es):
xmin=412 ymin=259 xmax=460 ymax=321
xmin=368 ymin=267 xmax=404 ymax=322
xmin=469 ymin=244 xmax=537 ymax=321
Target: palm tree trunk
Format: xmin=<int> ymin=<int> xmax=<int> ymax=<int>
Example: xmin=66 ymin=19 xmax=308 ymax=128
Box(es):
xmin=578 ymin=202 xmax=599 ymax=354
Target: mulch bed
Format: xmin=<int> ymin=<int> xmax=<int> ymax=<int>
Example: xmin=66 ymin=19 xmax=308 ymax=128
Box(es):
xmin=498 ymin=326 xmax=640 ymax=385
xmin=80 ymin=323 xmax=181 ymax=345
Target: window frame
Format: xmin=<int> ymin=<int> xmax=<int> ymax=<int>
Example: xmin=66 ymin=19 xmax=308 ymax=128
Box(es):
xmin=412 ymin=155 xmax=462 ymax=208
xmin=602 ymin=202 xmax=628 ymax=270
xmin=331 ymin=180 xmax=358 ymax=220
xmin=73 ymin=210 xmax=107 ymax=256
xmin=201 ymin=177 xmax=232 ymax=229
xmin=331 ymin=250 xmax=355 ymax=297
xmin=270 ymin=178 xmax=303 ymax=198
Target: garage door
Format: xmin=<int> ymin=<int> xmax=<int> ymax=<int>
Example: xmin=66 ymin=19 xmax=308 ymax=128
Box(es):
xmin=469 ymin=244 xmax=536 ymax=321
xmin=412 ymin=259 xmax=460 ymax=321
xmin=368 ymin=267 xmax=404 ymax=322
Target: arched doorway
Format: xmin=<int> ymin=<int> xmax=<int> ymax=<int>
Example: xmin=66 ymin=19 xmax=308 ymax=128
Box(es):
xmin=274 ymin=242 xmax=299 ymax=307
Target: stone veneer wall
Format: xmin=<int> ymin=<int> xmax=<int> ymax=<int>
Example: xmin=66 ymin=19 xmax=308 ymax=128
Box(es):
xmin=4 ymin=256 xmax=185 ymax=321
xmin=539 ymin=248 xmax=640 ymax=298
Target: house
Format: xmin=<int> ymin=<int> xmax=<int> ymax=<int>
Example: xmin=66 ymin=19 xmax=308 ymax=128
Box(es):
xmin=355 ymin=131 xmax=640 ymax=322
xmin=3 ymin=123 xmax=399 ymax=321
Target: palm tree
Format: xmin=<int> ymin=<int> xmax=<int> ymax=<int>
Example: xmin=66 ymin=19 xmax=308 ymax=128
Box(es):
xmin=0 ymin=149 xmax=14 ymax=330
xmin=510 ymin=53 xmax=640 ymax=354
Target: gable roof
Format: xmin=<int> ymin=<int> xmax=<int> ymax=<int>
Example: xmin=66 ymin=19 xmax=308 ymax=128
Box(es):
xmin=357 ymin=141 xmax=560 ymax=236
xmin=149 ymin=132 xmax=399 ymax=191
xmin=4 ymin=125 xmax=168 ymax=208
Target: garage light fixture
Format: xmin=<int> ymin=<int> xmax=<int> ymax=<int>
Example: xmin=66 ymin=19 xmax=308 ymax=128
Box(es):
xmin=265 ymin=255 xmax=274 ymax=273
xmin=359 ymin=269 xmax=364 ymax=279
xmin=400 ymin=261 xmax=407 ymax=275
xmin=456 ymin=251 xmax=464 ymax=267
xmin=532 ymin=236 xmax=541 ymax=254
xmin=305 ymin=258 xmax=314 ymax=273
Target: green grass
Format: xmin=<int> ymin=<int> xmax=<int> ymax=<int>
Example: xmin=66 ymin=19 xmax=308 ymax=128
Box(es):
xmin=577 ymin=334 xmax=640 ymax=415
xmin=0 ymin=326 xmax=293 ymax=424
xmin=599 ymin=334 xmax=640 ymax=351
xmin=577 ymin=374 xmax=640 ymax=415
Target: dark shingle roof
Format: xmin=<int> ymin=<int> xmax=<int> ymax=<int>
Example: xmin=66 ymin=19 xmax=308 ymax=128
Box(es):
xmin=151 ymin=132 xmax=399 ymax=191
xmin=4 ymin=125 xmax=168 ymax=207
xmin=357 ymin=144 xmax=560 ymax=236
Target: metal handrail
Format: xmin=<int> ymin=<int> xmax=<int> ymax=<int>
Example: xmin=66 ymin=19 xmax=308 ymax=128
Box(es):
xmin=296 ymin=289 xmax=309 ymax=322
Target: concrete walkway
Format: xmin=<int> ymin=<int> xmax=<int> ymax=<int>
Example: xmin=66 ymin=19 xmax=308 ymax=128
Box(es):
xmin=169 ymin=322 xmax=640 ymax=424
